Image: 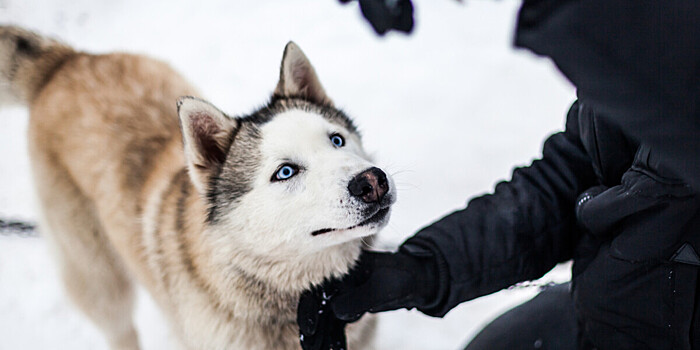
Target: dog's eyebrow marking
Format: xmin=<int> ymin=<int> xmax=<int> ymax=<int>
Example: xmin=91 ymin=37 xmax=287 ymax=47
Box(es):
xmin=205 ymin=122 xmax=268 ymax=224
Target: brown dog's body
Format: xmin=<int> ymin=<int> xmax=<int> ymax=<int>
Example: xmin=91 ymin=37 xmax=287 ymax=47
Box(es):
xmin=1 ymin=26 xmax=382 ymax=350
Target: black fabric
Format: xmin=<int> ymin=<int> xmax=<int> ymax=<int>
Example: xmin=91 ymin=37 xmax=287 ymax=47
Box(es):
xmin=399 ymin=1 xmax=700 ymax=349
xmin=514 ymin=0 xmax=700 ymax=191
xmin=407 ymin=99 xmax=700 ymax=349
xmin=298 ymin=282 xmax=348 ymax=350
xmin=340 ymin=0 xmax=414 ymax=35
xmin=301 ymin=1 xmax=700 ymax=349
xmin=405 ymin=101 xmax=598 ymax=317
xmin=330 ymin=248 xmax=441 ymax=321
xmin=297 ymin=249 xmax=442 ymax=348
xmin=464 ymin=283 xmax=577 ymax=350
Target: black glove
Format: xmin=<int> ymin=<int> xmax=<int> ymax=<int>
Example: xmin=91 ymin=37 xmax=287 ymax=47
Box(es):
xmin=339 ymin=0 xmax=414 ymax=35
xmin=298 ymin=246 xmax=444 ymax=349
xmin=331 ymin=247 xmax=442 ymax=321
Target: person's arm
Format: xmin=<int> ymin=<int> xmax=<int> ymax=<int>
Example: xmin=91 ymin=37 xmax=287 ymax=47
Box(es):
xmin=514 ymin=0 xmax=700 ymax=191
xmin=399 ymin=100 xmax=597 ymax=316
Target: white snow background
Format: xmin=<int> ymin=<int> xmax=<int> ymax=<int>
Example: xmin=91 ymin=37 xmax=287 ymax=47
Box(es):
xmin=0 ymin=0 xmax=575 ymax=349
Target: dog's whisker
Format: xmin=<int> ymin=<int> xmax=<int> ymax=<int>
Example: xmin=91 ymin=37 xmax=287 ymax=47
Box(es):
xmin=389 ymin=169 xmax=415 ymax=177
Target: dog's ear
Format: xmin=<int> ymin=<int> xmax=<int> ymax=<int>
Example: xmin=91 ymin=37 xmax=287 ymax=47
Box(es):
xmin=177 ymin=96 xmax=238 ymax=194
xmin=274 ymin=42 xmax=333 ymax=106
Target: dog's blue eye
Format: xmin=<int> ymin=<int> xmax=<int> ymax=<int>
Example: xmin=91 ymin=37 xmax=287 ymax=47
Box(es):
xmin=330 ymin=134 xmax=345 ymax=148
xmin=274 ymin=165 xmax=297 ymax=181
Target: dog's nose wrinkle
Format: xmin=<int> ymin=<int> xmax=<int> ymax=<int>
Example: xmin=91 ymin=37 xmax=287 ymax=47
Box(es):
xmin=348 ymin=167 xmax=389 ymax=203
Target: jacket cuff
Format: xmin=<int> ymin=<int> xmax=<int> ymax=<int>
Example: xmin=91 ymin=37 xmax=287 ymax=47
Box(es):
xmin=399 ymin=238 xmax=452 ymax=317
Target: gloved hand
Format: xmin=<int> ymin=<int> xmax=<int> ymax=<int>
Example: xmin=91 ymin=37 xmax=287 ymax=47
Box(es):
xmin=339 ymin=0 xmax=414 ymax=35
xmin=298 ymin=246 xmax=443 ymax=350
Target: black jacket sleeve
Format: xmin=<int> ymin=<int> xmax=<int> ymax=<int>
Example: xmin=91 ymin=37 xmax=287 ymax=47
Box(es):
xmin=514 ymin=0 xmax=700 ymax=191
xmin=403 ymin=102 xmax=597 ymax=317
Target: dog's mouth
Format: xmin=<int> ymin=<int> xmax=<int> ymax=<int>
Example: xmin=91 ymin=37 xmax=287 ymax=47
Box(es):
xmin=311 ymin=206 xmax=391 ymax=236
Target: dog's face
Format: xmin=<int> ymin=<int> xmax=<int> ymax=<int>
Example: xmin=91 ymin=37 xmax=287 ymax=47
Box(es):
xmin=177 ymin=42 xmax=395 ymax=257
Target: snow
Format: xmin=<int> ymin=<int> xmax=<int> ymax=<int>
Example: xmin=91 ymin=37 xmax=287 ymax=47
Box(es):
xmin=0 ymin=0 xmax=575 ymax=349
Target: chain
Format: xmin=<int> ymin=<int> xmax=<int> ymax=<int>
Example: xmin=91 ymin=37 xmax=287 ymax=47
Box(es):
xmin=506 ymin=281 xmax=559 ymax=292
xmin=0 ymin=218 xmax=38 ymax=238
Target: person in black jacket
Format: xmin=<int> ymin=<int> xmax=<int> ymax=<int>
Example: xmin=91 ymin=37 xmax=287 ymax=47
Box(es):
xmin=298 ymin=1 xmax=700 ymax=349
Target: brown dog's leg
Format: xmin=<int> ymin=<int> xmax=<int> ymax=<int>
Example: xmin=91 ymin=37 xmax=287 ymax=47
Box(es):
xmin=30 ymin=149 xmax=140 ymax=350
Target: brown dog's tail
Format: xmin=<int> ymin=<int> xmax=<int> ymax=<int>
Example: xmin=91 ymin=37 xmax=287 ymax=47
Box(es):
xmin=0 ymin=25 xmax=75 ymax=105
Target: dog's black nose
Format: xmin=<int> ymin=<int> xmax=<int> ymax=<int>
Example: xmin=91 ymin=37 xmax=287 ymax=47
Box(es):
xmin=348 ymin=167 xmax=389 ymax=204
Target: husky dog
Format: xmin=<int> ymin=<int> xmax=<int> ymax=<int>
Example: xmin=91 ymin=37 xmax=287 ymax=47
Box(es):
xmin=0 ymin=26 xmax=395 ymax=350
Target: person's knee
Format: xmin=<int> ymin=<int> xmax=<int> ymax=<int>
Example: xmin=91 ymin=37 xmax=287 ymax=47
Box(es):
xmin=464 ymin=283 xmax=577 ymax=350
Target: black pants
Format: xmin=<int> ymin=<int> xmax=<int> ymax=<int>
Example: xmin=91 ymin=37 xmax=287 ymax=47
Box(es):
xmin=464 ymin=283 xmax=578 ymax=350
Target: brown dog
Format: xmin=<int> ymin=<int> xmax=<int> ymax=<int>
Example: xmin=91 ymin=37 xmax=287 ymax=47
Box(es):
xmin=0 ymin=26 xmax=396 ymax=349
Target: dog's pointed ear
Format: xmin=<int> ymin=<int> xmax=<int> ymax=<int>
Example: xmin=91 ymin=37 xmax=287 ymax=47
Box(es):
xmin=274 ymin=42 xmax=333 ymax=106
xmin=177 ymin=96 xmax=238 ymax=194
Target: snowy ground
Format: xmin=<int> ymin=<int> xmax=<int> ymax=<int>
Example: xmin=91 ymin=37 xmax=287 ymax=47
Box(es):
xmin=0 ymin=0 xmax=575 ymax=349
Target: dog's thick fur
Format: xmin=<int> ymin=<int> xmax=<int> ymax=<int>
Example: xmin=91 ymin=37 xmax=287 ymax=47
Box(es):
xmin=0 ymin=26 xmax=395 ymax=350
